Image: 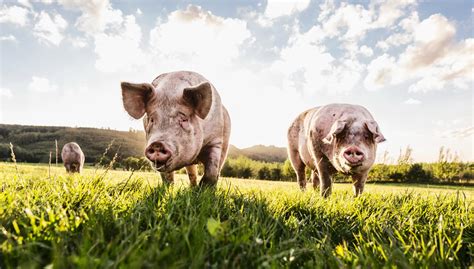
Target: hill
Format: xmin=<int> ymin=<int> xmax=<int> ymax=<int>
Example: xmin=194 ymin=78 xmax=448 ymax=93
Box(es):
xmin=0 ymin=124 xmax=288 ymax=163
xmin=239 ymin=144 xmax=287 ymax=162
xmin=0 ymin=124 xmax=145 ymax=163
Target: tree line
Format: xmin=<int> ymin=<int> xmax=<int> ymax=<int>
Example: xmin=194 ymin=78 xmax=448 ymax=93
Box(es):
xmin=113 ymin=153 xmax=473 ymax=185
xmin=1 ymin=124 xmax=472 ymax=184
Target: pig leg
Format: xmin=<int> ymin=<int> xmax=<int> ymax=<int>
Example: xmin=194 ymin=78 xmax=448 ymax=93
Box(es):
xmin=72 ymin=163 xmax=79 ymax=173
xmin=185 ymin=165 xmax=198 ymax=187
xmin=311 ymin=170 xmax=320 ymax=190
xmin=352 ymin=171 xmax=368 ymax=196
xmin=316 ymin=158 xmax=333 ymax=198
xmin=199 ymin=145 xmax=222 ymax=187
xmin=160 ymin=171 xmax=175 ymax=185
xmin=288 ymin=149 xmax=306 ymax=190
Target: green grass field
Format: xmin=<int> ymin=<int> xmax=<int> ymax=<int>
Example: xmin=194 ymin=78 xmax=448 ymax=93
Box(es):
xmin=1 ymin=163 xmax=473 ymax=268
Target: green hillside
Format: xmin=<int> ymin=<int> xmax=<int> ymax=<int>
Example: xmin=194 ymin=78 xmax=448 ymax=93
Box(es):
xmin=0 ymin=124 xmax=288 ymax=164
xmin=240 ymin=144 xmax=287 ymax=162
xmin=0 ymin=124 xmax=146 ymax=163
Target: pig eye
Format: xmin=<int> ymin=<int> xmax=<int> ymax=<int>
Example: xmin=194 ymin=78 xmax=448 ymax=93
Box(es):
xmin=178 ymin=113 xmax=191 ymax=130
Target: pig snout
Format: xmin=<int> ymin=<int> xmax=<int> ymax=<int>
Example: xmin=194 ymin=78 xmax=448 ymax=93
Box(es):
xmin=343 ymin=146 xmax=365 ymax=166
xmin=145 ymin=142 xmax=172 ymax=165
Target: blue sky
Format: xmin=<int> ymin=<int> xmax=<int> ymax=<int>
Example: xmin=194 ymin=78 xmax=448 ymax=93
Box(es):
xmin=0 ymin=0 xmax=472 ymax=162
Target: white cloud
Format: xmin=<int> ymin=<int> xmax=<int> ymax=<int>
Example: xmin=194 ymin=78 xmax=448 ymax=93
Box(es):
xmin=57 ymin=0 xmax=122 ymax=35
xmin=320 ymin=3 xmax=374 ymax=41
xmin=403 ymin=98 xmax=421 ymax=105
xmin=149 ymin=5 xmax=251 ymax=67
xmin=17 ymin=0 xmax=32 ymax=9
xmin=317 ymin=1 xmax=417 ymax=54
xmin=440 ymin=126 xmax=474 ymax=138
xmin=400 ymin=14 xmax=455 ymax=70
xmin=359 ymin=45 xmax=373 ymax=57
xmin=33 ymin=11 xmax=68 ymax=46
xmin=376 ymin=11 xmax=418 ymax=52
xmin=0 ymin=35 xmax=17 ymax=42
xmin=264 ymin=0 xmax=310 ymax=19
xmin=372 ymin=0 xmax=417 ymax=28
xmin=364 ymin=54 xmax=400 ymax=91
xmin=136 ymin=8 xmax=142 ymax=15
xmin=273 ymin=27 xmax=365 ymax=94
xmin=0 ymin=5 xmax=29 ymax=26
xmin=408 ymin=77 xmax=445 ymax=93
xmin=254 ymin=13 xmax=273 ymax=27
xmin=365 ymin=14 xmax=473 ymax=93
xmin=403 ymin=18 xmax=473 ymax=93
xmin=94 ymin=15 xmax=144 ymax=72
xmin=376 ymin=32 xmax=413 ymax=51
xmin=69 ymin=36 xmax=88 ymax=48
xmin=437 ymin=38 xmax=474 ymax=81
xmin=92 ymin=4 xmax=252 ymax=75
xmin=400 ymin=11 xmax=420 ymax=32
xmin=28 ymin=76 xmax=58 ymax=93
xmin=0 ymin=87 xmax=13 ymax=98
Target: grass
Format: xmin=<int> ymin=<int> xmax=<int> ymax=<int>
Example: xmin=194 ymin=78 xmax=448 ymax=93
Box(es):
xmin=1 ymin=162 xmax=473 ymax=268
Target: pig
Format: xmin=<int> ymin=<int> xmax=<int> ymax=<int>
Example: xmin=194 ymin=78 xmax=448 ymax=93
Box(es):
xmin=287 ymin=104 xmax=386 ymax=197
xmin=61 ymin=142 xmax=85 ymax=173
xmin=121 ymin=71 xmax=231 ymax=187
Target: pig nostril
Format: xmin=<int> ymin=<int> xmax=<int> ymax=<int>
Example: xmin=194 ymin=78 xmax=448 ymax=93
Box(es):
xmin=146 ymin=142 xmax=171 ymax=163
xmin=344 ymin=147 xmax=364 ymax=164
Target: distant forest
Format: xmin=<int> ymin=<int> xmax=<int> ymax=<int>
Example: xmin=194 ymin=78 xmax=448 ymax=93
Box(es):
xmin=0 ymin=124 xmax=287 ymax=164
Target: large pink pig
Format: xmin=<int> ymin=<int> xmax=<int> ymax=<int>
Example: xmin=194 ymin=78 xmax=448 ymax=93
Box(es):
xmin=121 ymin=71 xmax=231 ymax=187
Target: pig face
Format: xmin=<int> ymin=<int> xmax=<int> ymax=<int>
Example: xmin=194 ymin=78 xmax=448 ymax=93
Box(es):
xmin=323 ymin=119 xmax=385 ymax=173
xmin=121 ymin=81 xmax=213 ymax=172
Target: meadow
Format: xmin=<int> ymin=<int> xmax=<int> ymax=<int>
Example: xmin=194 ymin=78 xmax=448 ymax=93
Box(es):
xmin=1 ymin=163 xmax=473 ymax=268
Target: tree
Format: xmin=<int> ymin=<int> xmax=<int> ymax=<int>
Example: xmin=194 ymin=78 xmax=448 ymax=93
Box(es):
xmin=282 ymin=159 xmax=296 ymax=181
xmin=257 ymin=166 xmax=271 ymax=179
xmin=221 ymin=161 xmax=235 ymax=177
xmin=270 ymin=167 xmax=282 ymax=180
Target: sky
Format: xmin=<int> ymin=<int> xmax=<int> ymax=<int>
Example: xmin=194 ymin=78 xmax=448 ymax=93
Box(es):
xmin=0 ymin=0 xmax=473 ymax=162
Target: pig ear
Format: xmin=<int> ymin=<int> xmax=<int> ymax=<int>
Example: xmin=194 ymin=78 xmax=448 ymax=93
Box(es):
xmin=121 ymin=82 xmax=154 ymax=119
xmin=366 ymin=120 xmax=386 ymax=143
xmin=183 ymin=81 xmax=213 ymax=119
xmin=323 ymin=120 xmax=346 ymax=144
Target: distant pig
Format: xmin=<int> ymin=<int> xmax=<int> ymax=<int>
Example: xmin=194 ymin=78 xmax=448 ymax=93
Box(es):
xmin=121 ymin=71 xmax=231 ymax=187
xmin=287 ymin=104 xmax=386 ymax=197
xmin=61 ymin=142 xmax=85 ymax=173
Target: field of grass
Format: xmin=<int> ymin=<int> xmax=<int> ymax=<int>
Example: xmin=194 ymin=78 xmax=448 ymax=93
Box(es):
xmin=1 ymin=162 xmax=473 ymax=268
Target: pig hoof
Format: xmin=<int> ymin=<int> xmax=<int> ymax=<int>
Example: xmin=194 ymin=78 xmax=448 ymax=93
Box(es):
xmin=199 ymin=177 xmax=218 ymax=188
xmin=321 ymin=189 xmax=332 ymax=198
